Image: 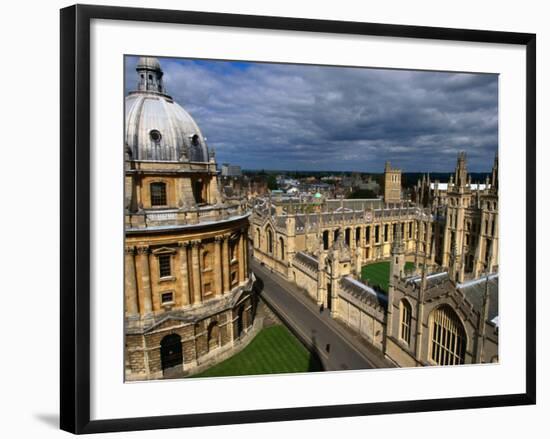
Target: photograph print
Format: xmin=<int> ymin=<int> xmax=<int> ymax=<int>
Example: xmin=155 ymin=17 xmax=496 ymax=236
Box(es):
xmin=123 ymin=55 xmax=499 ymax=382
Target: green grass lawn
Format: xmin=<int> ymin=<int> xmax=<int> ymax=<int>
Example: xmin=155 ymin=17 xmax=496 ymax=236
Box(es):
xmin=361 ymin=261 xmax=415 ymax=293
xmin=192 ymin=325 xmax=322 ymax=378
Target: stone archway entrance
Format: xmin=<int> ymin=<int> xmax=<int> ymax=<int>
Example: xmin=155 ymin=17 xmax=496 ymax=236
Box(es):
xmin=160 ymin=333 xmax=183 ymax=376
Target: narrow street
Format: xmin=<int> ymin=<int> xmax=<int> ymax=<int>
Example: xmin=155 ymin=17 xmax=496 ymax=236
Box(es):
xmin=252 ymin=260 xmax=392 ymax=371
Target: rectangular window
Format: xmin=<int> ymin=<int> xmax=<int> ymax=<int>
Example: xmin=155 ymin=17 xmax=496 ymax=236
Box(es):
xmin=384 ymin=224 xmax=389 ymax=242
xmin=365 ymin=226 xmax=370 ymax=244
xmin=161 ymin=292 xmax=173 ymax=304
xmin=150 ymin=182 xmax=167 ymax=206
xmin=408 ymin=222 xmax=412 ymax=239
xmin=375 ymin=225 xmax=380 ymax=243
xmin=158 ymin=254 xmax=171 ymax=278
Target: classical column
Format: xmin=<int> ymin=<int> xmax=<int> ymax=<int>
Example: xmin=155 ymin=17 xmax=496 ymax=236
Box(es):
xmin=222 ymin=234 xmax=230 ymax=293
xmin=136 ymin=246 xmax=153 ymax=316
xmin=190 ymin=240 xmax=202 ymax=304
xmin=124 ymin=246 xmax=139 ymax=317
xmin=214 ymin=236 xmax=223 ymax=296
xmin=238 ymin=230 xmax=245 ymax=284
xmin=177 ymin=241 xmax=190 ymax=306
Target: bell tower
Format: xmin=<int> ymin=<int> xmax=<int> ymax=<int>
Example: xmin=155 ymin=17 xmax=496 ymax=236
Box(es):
xmin=384 ymin=161 xmax=402 ymax=203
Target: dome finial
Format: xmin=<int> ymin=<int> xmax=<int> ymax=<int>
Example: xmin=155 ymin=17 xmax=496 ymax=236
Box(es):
xmin=135 ymin=57 xmax=166 ymax=94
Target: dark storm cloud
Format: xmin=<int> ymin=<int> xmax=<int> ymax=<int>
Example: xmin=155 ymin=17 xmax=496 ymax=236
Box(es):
xmin=125 ymin=56 xmax=498 ymax=172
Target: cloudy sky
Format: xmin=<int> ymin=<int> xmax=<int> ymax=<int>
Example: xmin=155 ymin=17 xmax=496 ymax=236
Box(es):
xmin=125 ymin=56 xmax=498 ymax=173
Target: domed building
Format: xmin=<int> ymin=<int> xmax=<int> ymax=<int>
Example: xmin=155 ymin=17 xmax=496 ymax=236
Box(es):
xmin=124 ymin=57 xmax=256 ymax=381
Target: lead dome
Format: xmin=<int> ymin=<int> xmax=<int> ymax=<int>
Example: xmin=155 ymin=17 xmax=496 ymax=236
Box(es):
xmin=125 ymin=57 xmax=209 ymax=162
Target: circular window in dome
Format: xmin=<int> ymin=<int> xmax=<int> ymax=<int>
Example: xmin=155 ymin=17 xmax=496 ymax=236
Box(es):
xmin=150 ymin=129 xmax=162 ymax=143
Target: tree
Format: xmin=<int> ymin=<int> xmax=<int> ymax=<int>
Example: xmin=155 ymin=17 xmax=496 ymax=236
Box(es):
xmin=267 ymin=175 xmax=278 ymax=190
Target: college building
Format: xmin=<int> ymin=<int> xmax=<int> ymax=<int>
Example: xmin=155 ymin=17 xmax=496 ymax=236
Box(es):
xmin=252 ymin=153 xmax=499 ymax=366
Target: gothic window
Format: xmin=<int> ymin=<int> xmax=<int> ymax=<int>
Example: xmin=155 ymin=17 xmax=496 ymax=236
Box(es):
xmin=485 ymin=220 xmax=489 ymax=235
xmin=408 ymin=222 xmax=412 ymax=239
xmin=384 ymin=224 xmax=389 ymax=242
xmin=323 ymin=230 xmax=329 ymax=250
xmin=356 ymin=227 xmax=361 ymax=244
xmin=400 ymin=300 xmax=412 ymax=345
xmin=279 ymin=237 xmax=285 ymax=260
xmin=491 ymin=219 xmax=495 ymax=236
xmin=429 ymin=306 xmax=466 ymax=365
xmin=267 ymin=228 xmax=273 ymax=254
xmin=150 ymin=182 xmax=167 ymax=206
xmin=345 ymin=228 xmax=351 ymax=246
xmin=375 ymin=225 xmax=380 ymax=243
xmin=158 ymin=254 xmax=171 ymax=278
xmin=365 ymin=226 xmax=370 ymax=244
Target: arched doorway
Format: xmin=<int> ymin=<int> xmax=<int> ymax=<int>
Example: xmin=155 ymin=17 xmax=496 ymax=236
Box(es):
xmin=160 ymin=334 xmax=183 ymax=373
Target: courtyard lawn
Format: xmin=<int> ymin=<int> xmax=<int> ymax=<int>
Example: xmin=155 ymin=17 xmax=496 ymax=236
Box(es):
xmin=361 ymin=261 xmax=415 ymax=293
xmin=192 ymin=325 xmax=322 ymax=378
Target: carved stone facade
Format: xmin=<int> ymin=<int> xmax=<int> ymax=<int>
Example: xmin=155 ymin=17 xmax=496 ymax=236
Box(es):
xmin=124 ymin=58 xmax=255 ymax=381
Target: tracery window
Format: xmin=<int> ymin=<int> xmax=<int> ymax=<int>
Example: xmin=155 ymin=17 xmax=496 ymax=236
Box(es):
xmin=429 ymin=306 xmax=466 ymax=365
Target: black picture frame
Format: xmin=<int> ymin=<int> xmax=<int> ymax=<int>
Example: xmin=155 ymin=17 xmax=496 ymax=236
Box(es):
xmin=60 ymin=4 xmax=536 ymax=434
